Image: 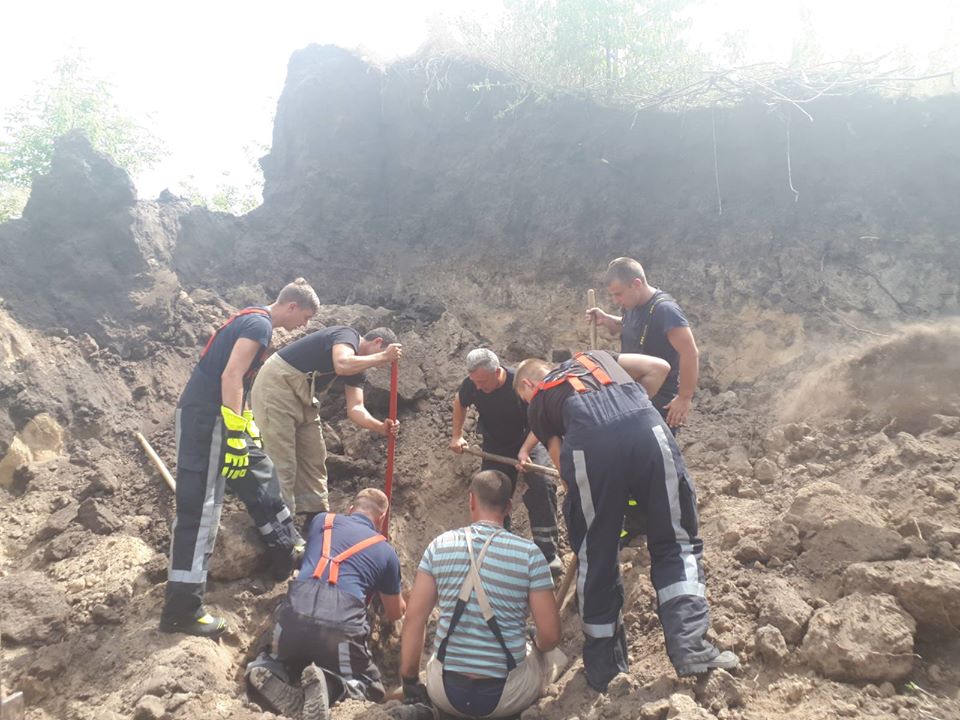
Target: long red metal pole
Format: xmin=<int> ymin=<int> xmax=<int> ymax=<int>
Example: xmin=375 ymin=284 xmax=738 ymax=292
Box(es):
xmin=382 ymin=360 xmax=399 ymax=537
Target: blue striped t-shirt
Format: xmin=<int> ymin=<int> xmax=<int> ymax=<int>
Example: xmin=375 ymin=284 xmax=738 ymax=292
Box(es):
xmin=418 ymin=521 xmax=553 ymax=678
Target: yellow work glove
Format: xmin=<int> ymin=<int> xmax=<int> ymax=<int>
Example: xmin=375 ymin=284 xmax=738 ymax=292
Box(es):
xmin=243 ymin=409 xmax=262 ymax=448
xmin=220 ymin=405 xmax=249 ymax=480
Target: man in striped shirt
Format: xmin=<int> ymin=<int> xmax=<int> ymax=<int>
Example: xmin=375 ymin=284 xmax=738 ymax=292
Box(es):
xmin=400 ymin=470 xmax=561 ymax=718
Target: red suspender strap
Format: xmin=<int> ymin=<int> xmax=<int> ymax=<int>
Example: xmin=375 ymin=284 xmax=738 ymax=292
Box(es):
xmin=312 ymin=513 xmax=338 ymax=580
xmin=200 ymin=307 xmax=271 ymax=359
xmin=311 ymin=512 xmax=387 ymax=585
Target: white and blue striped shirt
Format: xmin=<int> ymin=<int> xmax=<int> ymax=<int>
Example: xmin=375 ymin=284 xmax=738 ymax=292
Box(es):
xmin=419 ymin=521 xmax=553 ymax=678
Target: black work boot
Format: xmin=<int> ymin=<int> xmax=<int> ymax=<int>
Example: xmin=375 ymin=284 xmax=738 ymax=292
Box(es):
xmin=247 ymin=659 xmax=304 ymax=716
xmin=301 ymin=664 xmax=331 ymax=720
xmin=159 ymin=611 xmax=227 ymax=638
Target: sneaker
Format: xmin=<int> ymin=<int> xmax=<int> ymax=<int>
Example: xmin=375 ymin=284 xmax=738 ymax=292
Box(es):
xmin=159 ymin=612 xmax=227 ymax=638
xmin=247 ymin=665 xmax=304 ymax=716
xmin=677 ymin=650 xmax=741 ymax=677
xmin=301 ymin=664 xmax=331 ymax=720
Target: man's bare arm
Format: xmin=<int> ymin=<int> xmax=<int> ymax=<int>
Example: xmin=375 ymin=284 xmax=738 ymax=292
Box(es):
xmin=344 ymin=385 xmax=396 ymax=436
xmin=450 ymin=396 xmax=469 ymax=453
xmin=399 ymin=570 xmax=438 ymax=679
xmin=664 ymin=327 xmax=699 ymax=428
xmin=528 ymin=588 xmax=561 ymax=652
xmin=616 ymin=353 xmax=670 ymax=399
xmin=379 ymin=592 xmax=406 ymax=623
xmin=331 ymin=342 xmax=402 ymax=376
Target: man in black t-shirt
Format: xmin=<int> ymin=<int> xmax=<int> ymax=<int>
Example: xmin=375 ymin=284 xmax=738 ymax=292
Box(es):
xmin=160 ymin=278 xmax=320 ymax=639
xmin=514 ymin=351 xmax=738 ymax=691
xmin=449 ymin=348 xmax=560 ymax=571
xmin=586 ymin=257 xmax=700 ymax=431
xmin=250 ymin=326 xmax=401 ymax=525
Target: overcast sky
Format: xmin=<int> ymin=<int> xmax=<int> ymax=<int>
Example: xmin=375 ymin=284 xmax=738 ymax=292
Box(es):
xmin=1 ymin=0 xmax=956 ymax=200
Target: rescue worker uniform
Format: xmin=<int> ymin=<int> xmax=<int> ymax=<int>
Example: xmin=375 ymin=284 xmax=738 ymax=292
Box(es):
xmin=160 ymin=307 xmax=298 ymax=635
xmin=528 ymin=351 xmax=734 ymax=690
xmin=251 ymin=326 xmax=367 ymax=517
xmin=264 ymin=512 xmax=401 ymax=703
xmin=457 ymin=368 xmax=559 ymax=567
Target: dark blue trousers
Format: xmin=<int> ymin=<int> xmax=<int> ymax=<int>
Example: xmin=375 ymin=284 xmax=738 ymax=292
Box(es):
xmin=560 ymin=383 xmax=718 ymax=691
xmin=162 ymin=403 xmax=297 ymax=622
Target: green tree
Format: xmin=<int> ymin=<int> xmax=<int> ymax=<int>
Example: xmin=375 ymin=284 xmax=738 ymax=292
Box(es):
xmin=442 ymin=0 xmax=703 ymax=101
xmin=176 ymin=142 xmax=266 ymax=216
xmin=0 ymin=52 xmax=165 ymax=220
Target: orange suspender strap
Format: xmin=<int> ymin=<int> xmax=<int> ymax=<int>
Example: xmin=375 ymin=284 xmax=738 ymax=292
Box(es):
xmin=531 ymin=352 xmax=614 ymax=399
xmin=312 ymin=513 xmax=338 ymax=581
xmin=327 ymin=535 xmax=387 ymax=585
xmin=311 ymin=513 xmax=387 ymax=585
xmin=573 ymin=352 xmax=614 ymax=385
xmin=200 ymin=307 xmax=271 ymax=359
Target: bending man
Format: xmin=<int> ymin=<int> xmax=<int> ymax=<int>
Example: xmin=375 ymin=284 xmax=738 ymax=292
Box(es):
xmin=247 ymin=488 xmax=404 ymax=720
xmin=251 ymin=326 xmax=401 ymax=525
xmin=514 ymin=351 xmax=738 ymax=690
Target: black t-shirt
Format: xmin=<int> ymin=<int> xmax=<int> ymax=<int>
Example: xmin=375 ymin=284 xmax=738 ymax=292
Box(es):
xmin=191 ymin=307 xmax=272 ymax=402
xmin=620 ymin=291 xmax=688 ymax=408
xmin=278 ymin=326 xmax=366 ymax=392
xmin=528 ymin=351 xmax=635 ymax=444
xmin=458 ymin=367 xmax=529 ymax=451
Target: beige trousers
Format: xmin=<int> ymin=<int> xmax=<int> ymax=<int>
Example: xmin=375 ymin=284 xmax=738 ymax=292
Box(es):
xmin=250 ymin=354 xmax=329 ymax=514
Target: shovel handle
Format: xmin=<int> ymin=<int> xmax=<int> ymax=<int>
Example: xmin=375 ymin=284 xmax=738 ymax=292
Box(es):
xmin=382 ymin=360 xmax=399 ymax=537
xmin=462 ymin=446 xmax=560 ymax=478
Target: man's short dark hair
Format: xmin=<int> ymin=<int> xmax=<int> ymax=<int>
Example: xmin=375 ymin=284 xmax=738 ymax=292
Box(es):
xmin=605 ymin=257 xmax=647 ymax=286
xmin=469 ymin=470 xmax=512 ymax=511
xmin=364 ymin=327 xmax=398 ymax=346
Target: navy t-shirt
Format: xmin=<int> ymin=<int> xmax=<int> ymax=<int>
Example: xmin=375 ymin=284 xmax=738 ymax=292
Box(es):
xmin=188 ymin=307 xmax=272 ymax=404
xmin=458 ymin=367 xmax=529 ymax=452
xmin=620 ymin=291 xmax=688 ymax=408
xmin=299 ymin=512 xmax=401 ymax=602
xmin=278 ymin=326 xmax=366 ymax=393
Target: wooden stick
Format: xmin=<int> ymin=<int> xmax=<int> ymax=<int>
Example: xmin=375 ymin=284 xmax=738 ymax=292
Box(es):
xmin=555 ymin=552 xmax=578 ymax=607
xmin=587 ymin=288 xmax=597 ymax=350
xmin=135 ymin=432 xmax=176 ymax=493
xmin=462 ymin=446 xmax=559 ymax=478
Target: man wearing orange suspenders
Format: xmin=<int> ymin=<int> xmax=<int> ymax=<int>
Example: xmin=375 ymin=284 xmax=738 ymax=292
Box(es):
xmin=159 ymin=279 xmax=319 ymax=638
xmin=514 ymin=351 xmax=738 ymax=691
xmin=246 ymin=488 xmax=404 ymax=720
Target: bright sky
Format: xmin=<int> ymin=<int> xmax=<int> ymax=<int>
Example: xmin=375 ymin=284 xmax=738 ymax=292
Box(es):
xmin=1 ymin=0 xmax=956 ymax=201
